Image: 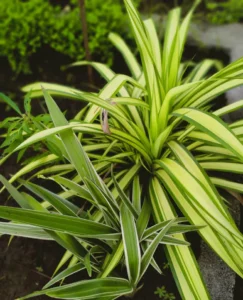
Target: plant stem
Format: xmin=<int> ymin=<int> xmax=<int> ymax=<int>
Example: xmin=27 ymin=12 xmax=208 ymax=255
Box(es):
xmin=77 ymin=0 xmax=94 ymax=85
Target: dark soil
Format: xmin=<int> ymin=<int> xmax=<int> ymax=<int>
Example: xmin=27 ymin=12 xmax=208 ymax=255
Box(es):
xmin=0 ymin=237 xmax=63 ymax=300
xmin=0 ymin=236 xmax=180 ymax=300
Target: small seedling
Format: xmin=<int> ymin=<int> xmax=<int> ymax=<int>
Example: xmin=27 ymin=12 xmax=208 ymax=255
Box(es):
xmin=154 ymin=286 xmax=175 ymax=300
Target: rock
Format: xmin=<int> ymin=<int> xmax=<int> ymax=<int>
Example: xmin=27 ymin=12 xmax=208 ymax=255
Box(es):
xmin=188 ymin=22 xmax=243 ymax=121
xmin=198 ymin=241 xmax=235 ymax=300
xmin=198 ymin=196 xmax=241 ymax=300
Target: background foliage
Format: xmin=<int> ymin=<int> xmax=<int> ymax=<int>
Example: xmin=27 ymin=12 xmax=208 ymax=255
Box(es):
xmin=204 ymin=0 xmax=243 ymax=24
xmin=0 ymin=0 xmax=140 ymax=74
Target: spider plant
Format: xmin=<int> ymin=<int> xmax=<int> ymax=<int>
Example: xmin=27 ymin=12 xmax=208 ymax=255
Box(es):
xmin=2 ymin=0 xmax=243 ymax=299
xmin=0 ymin=87 xmax=202 ymax=299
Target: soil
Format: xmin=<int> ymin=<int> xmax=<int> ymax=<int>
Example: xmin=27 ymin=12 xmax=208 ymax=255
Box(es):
xmin=0 ymin=237 xmax=63 ymax=300
xmin=0 ymin=236 xmax=180 ymax=300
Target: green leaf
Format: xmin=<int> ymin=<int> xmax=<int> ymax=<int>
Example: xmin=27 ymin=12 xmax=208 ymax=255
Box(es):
xmin=111 ymin=166 xmax=138 ymax=218
xmin=84 ymin=252 xmax=92 ymax=277
xmin=139 ymin=219 xmax=176 ymax=280
xmin=120 ymin=203 xmax=141 ymax=285
xmin=168 ymin=141 xmax=235 ymax=223
xmin=0 ymin=175 xmax=30 ymax=209
xmin=99 ymin=240 xmax=124 ymax=278
xmin=42 ymin=89 xmax=110 ymax=193
xmin=109 ymin=32 xmax=141 ymax=79
xmin=157 ymin=169 xmax=243 ymax=277
xmin=211 ymin=177 xmax=243 ymax=193
xmin=52 ymin=250 xmax=73 ymax=277
xmin=99 ymin=74 xmax=143 ymax=99
xmin=157 ymin=158 xmax=243 ymax=245
xmin=0 ymin=222 xmax=52 ymax=240
xmin=124 ymin=0 xmax=164 ymax=140
xmin=23 ymin=181 xmax=79 ymax=216
xmin=22 ymin=82 xmax=84 ymax=100
xmin=149 ymin=177 xmax=210 ymax=300
xmin=0 ymin=206 xmax=119 ymax=239
xmin=142 ymin=218 xmax=199 ymax=241
xmin=83 ymin=177 xmax=119 ymax=227
xmin=53 ymin=175 xmax=94 ymax=203
xmin=158 ymin=236 xmax=190 ymax=246
xmin=201 ymin=162 xmax=243 ymax=174
xmin=24 ymin=92 xmax=32 ymax=115
xmin=173 ymin=108 xmax=243 ymax=161
xmin=0 ymin=92 xmax=22 ymax=115
xmin=43 ymin=263 xmax=85 ymax=289
xmin=20 ymin=277 xmax=133 ymax=299
xmin=136 ymin=197 xmax=151 ymax=239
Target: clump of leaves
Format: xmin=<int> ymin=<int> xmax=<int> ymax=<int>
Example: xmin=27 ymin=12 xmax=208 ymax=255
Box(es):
xmin=2 ymin=0 xmax=243 ymax=299
xmin=0 ymin=87 xmax=201 ymax=299
xmin=0 ymin=92 xmax=54 ymax=161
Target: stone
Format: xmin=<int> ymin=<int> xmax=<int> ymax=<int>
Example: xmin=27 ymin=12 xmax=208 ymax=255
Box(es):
xmin=198 ymin=196 xmax=241 ymax=300
xmin=188 ymin=22 xmax=243 ymax=120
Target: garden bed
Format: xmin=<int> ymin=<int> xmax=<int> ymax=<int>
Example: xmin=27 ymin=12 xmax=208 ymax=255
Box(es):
xmin=1 ymin=12 xmax=243 ymax=299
